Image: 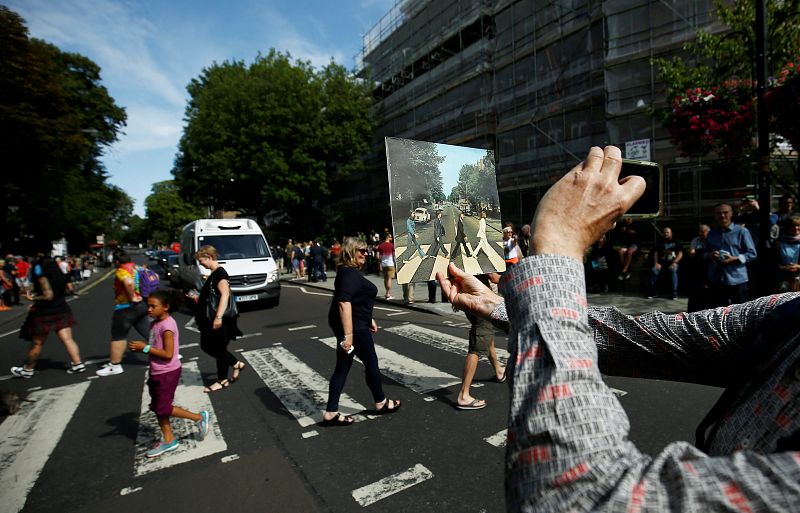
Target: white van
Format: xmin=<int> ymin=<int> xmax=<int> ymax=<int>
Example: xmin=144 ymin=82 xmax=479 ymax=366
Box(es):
xmin=178 ymin=219 xmax=280 ymax=308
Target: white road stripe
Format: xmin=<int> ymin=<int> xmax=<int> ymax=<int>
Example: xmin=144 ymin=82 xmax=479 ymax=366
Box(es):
xmin=373 ymin=306 xmax=403 ymax=313
xmin=318 ymin=337 xmax=460 ymax=395
xmin=133 ymin=361 xmax=226 ymax=476
xmin=302 ymin=431 xmax=319 ymax=439
xmin=351 ymin=463 xmax=434 ymax=507
xmin=242 ymin=346 xmax=368 ymax=427
xmin=484 ymin=429 xmax=507 ymax=448
xmin=284 ymin=285 xmax=332 ymax=297
xmin=184 ymin=318 xmax=200 ymax=333
xmin=221 ymin=454 xmax=240 ymax=463
xmin=0 ymin=381 xmax=91 ymax=513
xmin=610 ymin=387 xmax=628 ymax=397
xmin=288 ymin=325 xmax=316 ymax=331
xmin=120 ymin=486 xmax=143 ymax=496
xmin=385 ymin=324 xmax=509 ymax=366
xmin=182 ymin=342 xmax=199 ymax=349
xmin=386 ymin=312 xmax=409 ymax=317
xmin=237 ymin=332 xmax=262 ymax=339
xmin=0 ymin=328 xmax=20 ymax=339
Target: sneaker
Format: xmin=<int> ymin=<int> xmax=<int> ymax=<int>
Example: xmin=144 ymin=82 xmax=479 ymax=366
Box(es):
xmin=617 ymin=273 xmax=625 ymax=281
xmin=385 ymin=295 xmax=394 ymax=300
xmin=671 ymin=296 xmax=679 ymax=300
xmin=647 ymin=295 xmax=656 ymax=299
xmin=96 ymin=363 xmax=123 ymax=377
xmin=196 ymin=410 xmax=210 ymax=441
xmin=624 ymin=272 xmax=632 ymax=280
xmin=10 ymin=366 xmax=34 ymax=378
xmin=146 ymin=438 xmax=180 ymax=458
xmin=66 ymin=362 xmax=86 ymax=374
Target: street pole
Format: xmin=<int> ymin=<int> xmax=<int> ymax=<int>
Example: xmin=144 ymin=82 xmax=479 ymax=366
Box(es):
xmin=756 ymin=0 xmax=771 ymax=295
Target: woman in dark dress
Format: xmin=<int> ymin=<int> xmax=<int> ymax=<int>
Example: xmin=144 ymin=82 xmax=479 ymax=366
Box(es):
xmin=323 ymin=237 xmax=401 ymax=426
xmin=10 ymin=256 xmax=85 ymax=378
xmin=195 ymin=245 xmax=244 ymax=392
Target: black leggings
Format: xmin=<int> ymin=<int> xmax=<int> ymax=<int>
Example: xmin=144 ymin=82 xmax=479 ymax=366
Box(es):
xmin=326 ymin=330 xmax=385 ymax=412
xmin=200 ymin=323 xmax=238 ymax=381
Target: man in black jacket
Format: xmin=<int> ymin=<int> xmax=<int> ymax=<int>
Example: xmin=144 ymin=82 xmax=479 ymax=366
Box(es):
xmin=450 ymin=211 xmax=472 ymax=260
xmin=426 ymin=210 xmax=449 ymax=258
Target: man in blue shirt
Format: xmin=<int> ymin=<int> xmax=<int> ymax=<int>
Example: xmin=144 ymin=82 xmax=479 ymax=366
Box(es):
xmin=705 ymin=202 xmax=757 ymax=307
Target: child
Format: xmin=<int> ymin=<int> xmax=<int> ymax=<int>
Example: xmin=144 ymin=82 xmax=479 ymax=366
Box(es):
xmin=129 ymin=289 xmax=210 ymax=458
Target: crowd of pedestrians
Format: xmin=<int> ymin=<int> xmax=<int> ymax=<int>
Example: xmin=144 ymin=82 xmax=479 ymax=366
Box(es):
xmin=579 ymin=193 xmax=800 ymax=310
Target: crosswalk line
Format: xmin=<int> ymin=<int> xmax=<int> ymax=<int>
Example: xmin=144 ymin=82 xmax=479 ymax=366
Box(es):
xmin=384 ymin=323 xmax=509 ymax=366
xmin=351 ymin=463 xmax=434 ymax=507
xmin=0 ymin=381 xmax=91 ymax=513
xmin=484 ymin=429 xmax=507 ymax=448
xmin=318 ymin=337 xmax=461 ymax=395
xmin=134 ymin=361 xmax=226 ymax=476
xmin=242 ymin=346 xmax=368 ymax=427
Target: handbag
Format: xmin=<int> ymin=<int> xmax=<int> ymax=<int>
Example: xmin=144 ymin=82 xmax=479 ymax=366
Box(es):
xmin=206 ymin=283 xmax=238 ymax=320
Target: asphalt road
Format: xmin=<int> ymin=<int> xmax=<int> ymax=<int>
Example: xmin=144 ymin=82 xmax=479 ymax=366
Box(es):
xmin=0 ymin=260 xmax=723 ymax=513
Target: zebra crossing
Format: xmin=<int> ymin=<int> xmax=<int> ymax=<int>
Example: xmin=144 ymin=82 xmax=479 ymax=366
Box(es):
xmin=0 ymin=320 xmax=511 ymax=512
xmin=394 ymin=241 xmax=506 ymax=283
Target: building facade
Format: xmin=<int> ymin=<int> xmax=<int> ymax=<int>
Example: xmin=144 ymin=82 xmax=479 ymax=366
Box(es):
xmin=351 ymin=0 xmax=796 ymax=235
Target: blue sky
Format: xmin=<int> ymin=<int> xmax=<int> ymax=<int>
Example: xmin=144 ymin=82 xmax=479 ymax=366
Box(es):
xmin=7 ymin=0 xmax=394 ymax=216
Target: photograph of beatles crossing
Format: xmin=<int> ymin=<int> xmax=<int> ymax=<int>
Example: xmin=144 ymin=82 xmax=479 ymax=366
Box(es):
xmin=385 ymin=137 xmax=505 ymax=284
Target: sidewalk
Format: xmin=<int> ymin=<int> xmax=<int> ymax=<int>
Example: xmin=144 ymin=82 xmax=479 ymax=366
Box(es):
xmin=280 ymin=269 xmax=687 ymax=317
xmin=0 ymin=267 xmax=114 ymax=328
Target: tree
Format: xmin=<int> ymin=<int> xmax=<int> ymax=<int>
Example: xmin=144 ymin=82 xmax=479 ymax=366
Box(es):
xmin=388 ymin=138 xmax=445 ymax=206
xmin=655 ymin=0 xmax=800 ymax=157
xmin=172 ymin=50 xmax=374 ymax=235
xmin=0 ymin=6 xmax=126 ymax=253
xmin=144 ymin=181 xmax=207 ymax=244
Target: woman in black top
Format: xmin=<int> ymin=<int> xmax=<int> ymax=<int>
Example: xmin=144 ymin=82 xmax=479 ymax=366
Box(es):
xmin=323 ymin=237 xmax=401 ymax=426
xmin=195 ymin=245 xmax=244 ymax=392
xmin=11 ymin=256 xmax=86 ymax=378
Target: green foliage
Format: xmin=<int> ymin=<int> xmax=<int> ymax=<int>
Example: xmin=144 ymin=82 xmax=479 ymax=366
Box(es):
xmin=388 ymin=139 xmax=445 ymax=206
xmin=173 ymin=50 xmax=374 ymax=233
xmin=0 ymin=6 xmax=127 ymax=253
xmin=453 ymin=151 xmax=499 ymax=210
xmin=654 ymin=0 xmax=800 ymax=158
xmin=144 ymin=181 xmax=207 ymax=243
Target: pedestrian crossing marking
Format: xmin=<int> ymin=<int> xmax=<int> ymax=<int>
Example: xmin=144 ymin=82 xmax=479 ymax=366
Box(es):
xmin=134 ymin=361 xmax=226 ymax=476
xmin=395 ymin=240 xmax=505 ymax=283
xmin=484 ymin=429 xmax=507 ymax=448
xmin=351 ymin=463 xmax=434 ymax=507
xmin=0 ymin=381 xmax=91 ymax=513
xmin=242 ymin=346 xmax=368 ymax=427
xmin=384 ymin=324 xmax=509 ymax=366
xmin=318 ymin=337 xmax=461 ymax=394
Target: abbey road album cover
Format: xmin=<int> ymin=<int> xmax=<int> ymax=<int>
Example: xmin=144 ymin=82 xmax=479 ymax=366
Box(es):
xmin=385 ymin=137 xmax=505 ymax=284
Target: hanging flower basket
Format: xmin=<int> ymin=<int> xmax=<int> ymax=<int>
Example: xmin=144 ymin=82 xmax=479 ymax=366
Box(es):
xmin=667 ymin=80 xmax=755 ymax=158
xmin=765 ymin=57 xmax=800 ymax=151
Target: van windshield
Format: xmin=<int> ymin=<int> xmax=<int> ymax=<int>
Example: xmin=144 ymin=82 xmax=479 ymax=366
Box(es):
xmin=198 ymin=235 xmax=271 ymax=260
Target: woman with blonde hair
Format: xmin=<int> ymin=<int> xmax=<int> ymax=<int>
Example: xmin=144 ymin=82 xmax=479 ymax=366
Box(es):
xmin=194 ymin=245 xmax=244 ymax=392
xmin=322 ymin=237 xmax=401 ymax=426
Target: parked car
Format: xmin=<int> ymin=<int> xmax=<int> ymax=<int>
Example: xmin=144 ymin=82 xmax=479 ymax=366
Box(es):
xmin=412 ymin=207 xmax=431 ymax=223
xmin=165 ymin=254 xmax=180 ymax=286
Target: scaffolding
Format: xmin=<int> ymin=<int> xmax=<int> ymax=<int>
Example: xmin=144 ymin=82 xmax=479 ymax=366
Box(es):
xmin=352 ymin=0 xmax=796 ymax=230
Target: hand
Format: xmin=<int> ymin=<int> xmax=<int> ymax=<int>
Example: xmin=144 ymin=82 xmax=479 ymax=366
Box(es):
xmin=128 ymin=340 xmax=146 ymax=352
xmin=531 ymin=146 xmax=645 ymax=260
xmin=436 ymin=262 xmax=502 ymax=319
xmin=340 ymin=336 xmax=353 ymax=353
xmin=721 ymin=256 xmax=739 ymax=265
xmin=709 ymin=250 xmax=721 ymax=261
xmin=654 ymin=262 xmax=662 ymax=271
xmin=213 ymin=317 xmax=223 ymax=330
xmin=370 ymin=319 xmax=378 ymax=333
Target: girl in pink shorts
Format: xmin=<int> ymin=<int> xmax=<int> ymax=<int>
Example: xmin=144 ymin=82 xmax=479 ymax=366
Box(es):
xmin=129 ymin=289 xmax=210 ymax=458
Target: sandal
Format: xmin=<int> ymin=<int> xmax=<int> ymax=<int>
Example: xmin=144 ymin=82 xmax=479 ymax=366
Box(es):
xmin=203 ymin=379 xmax=230 ymax=393
xmin=322 ymin=413 xmax=354 ymax=427
xmin=375 ymin=398 xmax=401 ymax=415
xmin=230 ymin=361 xmax=246 ymax=382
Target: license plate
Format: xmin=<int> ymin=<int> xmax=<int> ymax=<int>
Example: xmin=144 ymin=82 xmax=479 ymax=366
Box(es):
xmin=235 ymin=294 xmax=258 ymax=302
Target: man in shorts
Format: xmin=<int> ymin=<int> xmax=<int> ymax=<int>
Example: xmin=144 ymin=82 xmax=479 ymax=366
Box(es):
xmin=96 ymin=251 xmax=150 ymax=376
xmin=456 ymin=275 xmax=505 ymax=410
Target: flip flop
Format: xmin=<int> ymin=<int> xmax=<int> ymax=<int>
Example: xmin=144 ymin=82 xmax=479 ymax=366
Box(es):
xmin=322 ymin=413 xmax=354 ymax=426
xmin=457 ymin=399 xmax=486 ymax=410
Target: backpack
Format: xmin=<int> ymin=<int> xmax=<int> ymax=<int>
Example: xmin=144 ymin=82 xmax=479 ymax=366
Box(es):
xmin=136 ymin=266 xmax=160 ymax=298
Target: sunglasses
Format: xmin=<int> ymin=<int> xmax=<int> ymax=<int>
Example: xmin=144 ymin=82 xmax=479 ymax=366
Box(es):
xmin=357 ymin=248 xmax=368 ymax=254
